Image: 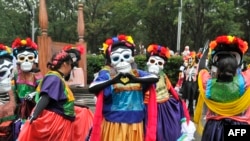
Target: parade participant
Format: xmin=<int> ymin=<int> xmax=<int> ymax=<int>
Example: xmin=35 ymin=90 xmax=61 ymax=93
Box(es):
xmin=0 ymin=44 xmax=16 ymax=140
xmin=145 ymin=44 xmax=195 ymax=141
xmin=194 ymin=35 xmax=250 ymax=141
xmin=11 ymin=37 xmax=43 ymax=139
xmin=12 ymin=37 xmax=43 ymax=119
xmin=89 ymin=34 xmax=159 ymax=141
xmin=175 ymin=56 xmax=188 ymax=96
xmin=180 ymin=51 xmax=199 ymax=116
xmin=63 ymin=44 xmax=84 ymax=68
xmin=63 ymin=45 xmax=85 ymax=87
xmin=17 ymin=50 xmax=93 ymax=141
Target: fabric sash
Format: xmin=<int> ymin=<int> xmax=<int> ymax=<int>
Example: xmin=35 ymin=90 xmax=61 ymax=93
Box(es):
xmin=194 ymin=69 xmax=250 ymax=134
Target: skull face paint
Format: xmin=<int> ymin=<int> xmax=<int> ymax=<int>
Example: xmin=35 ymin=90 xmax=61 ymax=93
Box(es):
xmin=110 ymin=48 xmax=134 ymax=73
xmin=0 ymin=59 xmax=13 ymax=93
xmin=147 ymin=56 xmax=165 ymax=75
xmin=17 ymin=51 xmax=35 ymax=72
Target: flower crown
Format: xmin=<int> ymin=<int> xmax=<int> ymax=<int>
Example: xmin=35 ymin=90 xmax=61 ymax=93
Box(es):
xmin=147 ymin=44 xmax=170 ymax=59
xmin=0 ymin=44 xmax=12 ymax=53
xmin=102 ymin=34 xmax=135 ymax=55
xmin=63 ymin=45 xmax=84 ymax=55
xmin=0 ymin=44 xmax=12 ymax=58
xmin=12 ymin=37 xmax=38 ymax=50
xmin=209 ymin=35 xmax=248 ymax=54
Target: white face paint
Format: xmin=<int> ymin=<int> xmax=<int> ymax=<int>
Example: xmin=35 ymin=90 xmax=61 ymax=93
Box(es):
xmin=110 ymin=48 xmax=134 ymax=73
xmin=147 ymin=56 xmax=165 ymax=75
xmin=17 ymin=51 xmax=35 ymax=72
xmin=0 ymin=59 xmax=13 ymax=93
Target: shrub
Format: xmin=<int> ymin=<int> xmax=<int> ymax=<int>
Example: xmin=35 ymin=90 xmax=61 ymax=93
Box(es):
xmin=87 ymin=55 xmax=250 ymax=86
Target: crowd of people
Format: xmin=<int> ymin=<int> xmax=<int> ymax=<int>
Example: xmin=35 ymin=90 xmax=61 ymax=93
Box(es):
xmin=0 ymin=34 xmax=249 ymax=141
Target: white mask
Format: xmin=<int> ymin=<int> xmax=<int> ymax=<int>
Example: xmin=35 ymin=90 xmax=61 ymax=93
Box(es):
xmin=110 ymin=48 xmax=134 ymax=73
xmin=0 ymin=59 xmax=13 ymax=93
xmin=17 ymin=51 xmax=35 ymax=72
xmin=147 ymin=56 xmax=165 ymax=75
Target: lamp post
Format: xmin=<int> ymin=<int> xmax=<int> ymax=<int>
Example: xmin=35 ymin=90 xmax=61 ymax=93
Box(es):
xmin=176 ymin=0 xmax=182 ymax=54
xmin=31 ymin=5 xmax=37 ymax=41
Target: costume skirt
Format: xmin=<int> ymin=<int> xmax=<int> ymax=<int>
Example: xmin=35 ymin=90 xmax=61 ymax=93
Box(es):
xmin=181 ymin=81 xmax=198 ymax=100
xmin=145 ymin=98 xmax=184 ymax=141
xmin=101 ymin=119 xmax=143 ymax=141
xmin=17 ymin=106 xmax=93 ymax=141
xmin=202 ymin=118 xmax=248 ymax=141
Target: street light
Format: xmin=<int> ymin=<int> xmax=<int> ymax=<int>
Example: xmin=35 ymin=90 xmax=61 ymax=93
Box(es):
xmin=31 ymin=5 xmax=37 ymax=41
xmin=176 ymin=0 xmax=182 ymax=54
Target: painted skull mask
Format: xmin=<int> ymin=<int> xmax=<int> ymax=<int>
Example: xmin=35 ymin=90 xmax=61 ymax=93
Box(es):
xmin=0 ymin=58 xmax=13 ymax=93
xmin=16 ymin=51 xmax=35 ymax=72
xmin=110 ymin=47 xmax=134 ymax=73
xmin=147 ymin=56 xmax=165 ymax=75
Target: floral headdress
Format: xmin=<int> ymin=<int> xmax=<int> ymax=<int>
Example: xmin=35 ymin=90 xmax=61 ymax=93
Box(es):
xmin=12 ymin=37 xmax=38 ymax=50
xmin=0 ymin=44 xmax=13 ymax=59
xmin=189 ymin=51 xmax=196 ymax=58
xmin=146 ymin=44 xmax=170 ymax=61
xmin=12 ymin=37 xmax=38 ymax=58
xmin=209 ymin=35 xmax=248 ymax=54
xmin=102 ymin=34 xmax=135 ymax=55
xmin=63 ymin=45 xmax=84 ymax=55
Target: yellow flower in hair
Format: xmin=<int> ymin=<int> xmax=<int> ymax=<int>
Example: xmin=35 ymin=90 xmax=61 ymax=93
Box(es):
xmin=228 ymin=36 xmax=234 ymax=43
xmin=21 ymin=40 xmax=27 ymax=46
xmin=6 ymin=46 xmax=12 ymax=53
xmin=102 ymin=43 xmax=109 ymax=54
xmin=126 ymin=36 xmax=134 ymax=44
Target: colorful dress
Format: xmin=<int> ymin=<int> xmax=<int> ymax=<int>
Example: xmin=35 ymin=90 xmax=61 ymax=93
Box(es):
xmin=144 ymin=71 xmax=190 ymax=141
xmin=13 ymin=69 xmax=43 ymax=119
xmin=12 ymin=69 xmax=43 ymax=139
xmin=90 ymin=66 xmax=157 ymax=141
xmin=17 ymin=71 xmax=93 ymax=141
xmin=194 ymin=68 xmax=250 ymax=141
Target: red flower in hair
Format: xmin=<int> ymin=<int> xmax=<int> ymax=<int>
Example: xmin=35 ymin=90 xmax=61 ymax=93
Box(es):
xmin=63 ymin=45 xmax=85 ymax=55
xmin=118 ymin=34 xmax=126 ymax=41
xmin=0 ymin=44 xmax=6 ymax=50
xmin=63 ymin=45 xmax=72 ymax=51
xmin=77 ymin=45 xmax=84 ymax=54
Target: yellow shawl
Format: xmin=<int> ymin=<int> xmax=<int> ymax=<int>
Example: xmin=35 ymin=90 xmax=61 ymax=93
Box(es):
xmin=194 ymin=69 xmax=250 ymax=134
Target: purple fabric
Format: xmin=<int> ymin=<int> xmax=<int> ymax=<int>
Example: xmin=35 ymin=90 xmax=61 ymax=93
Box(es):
xmin=202 ymin=118 xmax=248 ymax=141
xmin=40 ymin=75 xmax=67 ymax=101
xmin=13 ymin=119 xmax=23 ymax=140
xmin=145 ymin=98 xmax=184 ymax=141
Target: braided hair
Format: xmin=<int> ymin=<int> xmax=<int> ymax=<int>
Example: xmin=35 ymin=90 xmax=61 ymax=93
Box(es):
xmin=47 ymin=51 xmax=73 ymax=70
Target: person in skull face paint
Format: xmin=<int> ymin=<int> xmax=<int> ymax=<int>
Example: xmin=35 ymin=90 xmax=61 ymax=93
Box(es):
xmin=144 ymin=44 xmax=196 ymax=141
xmin=194 ymin=35 xmax=250 ymax=141
xmin=88 ymin=34 xmax=159 ymax=141
xmin=179 ymin=51 xmax=199 ymax=116
xmin=17 ymin=50 xmax=93 ymax=141
xmin=11 ymin=37 xmax=44 ymax=140
xmin=11 ymin=38 xmax=43 ymax=118
xmin=0 ymin=44 xmax=16 ymax=140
